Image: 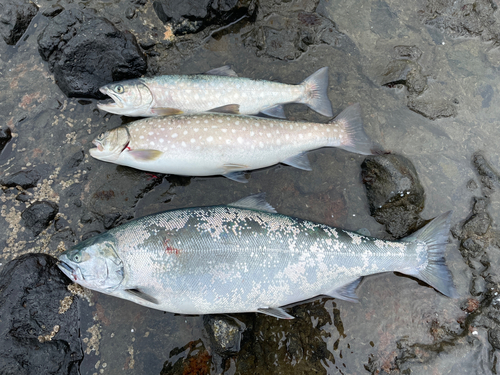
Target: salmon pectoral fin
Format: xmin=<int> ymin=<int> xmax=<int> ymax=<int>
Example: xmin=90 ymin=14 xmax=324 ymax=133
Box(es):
xmin=204 ymin=65 xmax=238 ymax=77
xmin=208 ymin=104 xmax=240 ymax=114
xmin=325 ymin=277 xmax=363 ymax=303
xmin=125 ymin=288 xmax=159 ymax=304
xmin=128 ymin=149 xmax=163 ymax=161
xmin=257 ymin=307 xmax=294 ymax=319
xmin=151 ymin=107 xmax=183 ymax=116
xmin=260 ymin=104 xmax=286 ymax=119
xmin=228 ymin=193 xmax=277 ymax=213
xmin=282 ymin=152 xmax=312 ymax=171
xmin=223 ymin=171 xmax=248 ymax=183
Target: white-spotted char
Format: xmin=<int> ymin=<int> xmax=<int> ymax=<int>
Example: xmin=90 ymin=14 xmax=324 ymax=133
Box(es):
xmin=97 ymin=66 xmax=333 ymax=118
xmin=89 ymin=103 xmax=373 ymax=182
xmin=57 ymin=194 xmax=457 ymax=319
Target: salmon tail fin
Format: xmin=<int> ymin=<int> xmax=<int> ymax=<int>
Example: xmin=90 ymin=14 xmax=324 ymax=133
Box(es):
xmin=330 ymin=103 xmax=374 ymax=155
xmin=403 ymin=211 xmax=458 ymax=298
xmin=301 ymin=67 xmax=333 ymax=117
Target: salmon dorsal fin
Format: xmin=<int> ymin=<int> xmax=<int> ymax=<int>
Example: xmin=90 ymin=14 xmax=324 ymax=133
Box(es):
xmin=204 ymin=65 xmax=238 ymax=77
xmin=228 ymin=193 xmax=277 ymax=213
xmin=258 ymin=307 xmax=294 ymax=319
xmin=125 ymin=288 xmax=159 ymax=304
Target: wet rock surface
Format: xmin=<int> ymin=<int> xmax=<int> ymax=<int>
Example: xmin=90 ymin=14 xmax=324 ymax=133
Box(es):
xmin=153 ymin=0 xmax=257 ymax=36
xmin=21 ymin=200 xmax=59 ymax=236
xmin=0 ymin=254 xmax=82 ymax=375
xmin=0 ymin=0 xmax=38 ymax=45
xmin=37 ymin=8 xmax=147 ymax=98
xmin=361 ymin=154 xmax=426 ymax=238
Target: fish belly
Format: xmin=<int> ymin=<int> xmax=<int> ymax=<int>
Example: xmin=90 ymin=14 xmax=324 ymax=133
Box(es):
xmin=110 ymin=207 xmax=420 ymax=314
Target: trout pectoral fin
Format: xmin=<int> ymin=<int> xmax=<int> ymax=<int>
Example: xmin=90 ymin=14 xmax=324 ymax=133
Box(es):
xmin=125 ymin=288 xmax=159 ymax=304
xmin=204 ymin=65 xmax=238 ymax=77
xmin=128 ymin=149 xmax=163 ymax=161
xmin=325 ymin=277 xmax=363 ymax=303
xmin=151 ymin=107 xmax=183 ymax=116
xmin=257 ymin=307 xmax=294 ymax=319
xmin=207 ymin=104 xmax=240 ymax=114
xmin=260 ymin=104 xmax=286 ymax=119
xmin=282 ymin=152 xmax=312 ymax=171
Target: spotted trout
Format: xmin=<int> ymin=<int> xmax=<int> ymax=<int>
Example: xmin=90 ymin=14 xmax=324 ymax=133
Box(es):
xmin=57 ymin=194 xmax=457 ymax=319
xmin=97 ymin=66 xmax=333 ymax=118
xmin=89 ymin=103 xmax=372 ymax=182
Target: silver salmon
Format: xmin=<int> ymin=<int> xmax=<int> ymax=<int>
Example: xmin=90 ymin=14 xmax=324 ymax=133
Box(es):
xmin=89 ymin=103 xmax=372 ymax=182
xmin=57 ymin=194 xmax=457 ymax=319
xmin=97 ymin=66 xmax=333 ymax=118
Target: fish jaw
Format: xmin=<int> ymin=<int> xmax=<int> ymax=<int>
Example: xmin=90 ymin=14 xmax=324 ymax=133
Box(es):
xmin=97 ymin=82 xmax=155 ymax=116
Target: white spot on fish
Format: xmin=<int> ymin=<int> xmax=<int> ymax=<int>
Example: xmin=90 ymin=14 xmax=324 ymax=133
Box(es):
xmin=182 ymin=141 xmax=186 ymax=147
xmin=207 ymin=136 xmax=214 ymax=142
xmin=237 ymin=137 xmax=243 ymax=144
xmin=194 ymin=128 xmax=199 ymax=132
xmin=259 ymin=142 xmax=264 ymax=148
xmin=191 ymin=138 xmax=196 ymax=143
xmin=222 ymin=129 xmax=227 ymax=133
xmin=235 ymin=121 xmax=240 ymax=125
xmin=172 ymin=133 xmax=178 ymax=138
xmin=160 ymin=139 xmax=164 ymax=143
xmin=139 ymin=135 xmax=144 ymax=139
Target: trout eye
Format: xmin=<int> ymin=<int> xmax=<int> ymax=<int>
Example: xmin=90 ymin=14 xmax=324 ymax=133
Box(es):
xmin=115 ymin=85 xmax=124 ymax=94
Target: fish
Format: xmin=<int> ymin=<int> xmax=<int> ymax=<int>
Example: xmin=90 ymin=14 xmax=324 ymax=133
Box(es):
xmin=96 ymin=66 xmax=333 ymax=118
xmin=89 ymin=103 xmax=373 ymax=182
xmin=57 ymin=194 xmax=457 ymax=319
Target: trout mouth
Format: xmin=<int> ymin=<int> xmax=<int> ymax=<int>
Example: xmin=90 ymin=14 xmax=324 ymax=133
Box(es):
xmin=97 ymin=87 xmax=124 ymax=110
xmin=57 ymin=261 xmax=79 ymax=282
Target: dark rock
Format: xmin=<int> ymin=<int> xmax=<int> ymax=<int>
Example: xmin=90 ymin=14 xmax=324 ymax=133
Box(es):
xmin=153 ymin=0 xmax=257 ymax=36
xmin=361 ymin=154 xmax=426 ymax=238
xmin=15 ymin=191 xmax=31 ymax=202
xmin=42 ymin=4 xmax=64 ymax=18
xmin=103 ymin=212 xmax=121 ymax=229
xmin=472 ymin=152 xmax=500 ymax=194
xmin=0 ymin=254 xmax=82 ymax=375
xmin=489 ymin=329 xmax=500 ymax=350
xmin=407 ymin=96 xmax=457 ymax=120
xmin=21 ymin=200 xmax=59 ymax=236
xmin=0 ymin=169 xmax=41 ymax=189
xmin=382 ymin=59 xmax=427 ymax=95
xmin=63 ymin=149 xmax=85 ymax=171
xmin=422 ymin=0 xmax=500 ymax=44
xmin=125 ymin=7 xmax=136 ymax=19
xmin=0 ymin=0 xmax=38 ymax=45
xmin=204 ymin=315 xmax=244 ymax=356
xmin=243 ymin=11 xmax=347 ymax=60
xmin=0 ymin=125 xmax=12 ymax=153
xmin=37 ymin=9 xmax=147 ymax=98
xmin=81 ymin=230 xmax=101 ymax=241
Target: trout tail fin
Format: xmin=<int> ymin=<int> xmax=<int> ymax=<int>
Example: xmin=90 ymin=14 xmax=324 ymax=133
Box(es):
xmin=402 ymin=211 xmax=458 ymax=298
xmin=330 ymin=103 xmax=374 ymax=155
xmin=301 ymin=67 xmax=333 ymax=117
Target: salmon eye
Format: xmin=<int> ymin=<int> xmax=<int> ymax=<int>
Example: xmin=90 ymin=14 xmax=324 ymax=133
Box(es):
xmin=72 ymin=252 xmax=83 ymax=263
xmin=115 ymin=85 xmax=124 ymax=94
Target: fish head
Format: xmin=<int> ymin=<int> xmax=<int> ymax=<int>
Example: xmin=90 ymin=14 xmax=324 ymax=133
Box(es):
xmin=57 ymin=234 xmax=124 ymax=293
xmin=97 ymin=80 xmax=153 ymax=116
xmin=89 ymin=126 xmax=130 ymax=162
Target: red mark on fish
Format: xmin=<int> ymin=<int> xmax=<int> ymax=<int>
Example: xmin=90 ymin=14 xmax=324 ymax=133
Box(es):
xmin=164 ymin=239 xmax=181 ymax=255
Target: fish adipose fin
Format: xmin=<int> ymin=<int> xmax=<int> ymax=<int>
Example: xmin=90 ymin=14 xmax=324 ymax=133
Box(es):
xmin=301 ymin=67 xmax=333 ymax=117
xmin=282 ymin=152 xmax=312 ymax=171
xmin=125 ymin=288 xmax=159 ymax=304
xmin=260 ymin=104 xmax=286 ymax=119
xmin=331 ymin=103 xmax=374 ymax=156
xmin=128 ymin=149 xmax=163 ymax=161
xmin=208 ymin=104 xmax=240 ymax=114
xmin=151 ymin=107 xmax=183 ymax=116
xmin=258 ymin=307 xmax=294 ymax=319
xmin=228 ymin=193 xmax=277 ymax=213
xmin=401 ymin=211 xmax=458 ymax=298
xmin=325 ymin=277 xmax=363 ymax=303
xmin=204 ymin=65 xmax=238 ymax=77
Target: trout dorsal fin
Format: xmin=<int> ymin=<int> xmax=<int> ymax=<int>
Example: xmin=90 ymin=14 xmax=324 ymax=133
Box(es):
xmin=228 ymin=193 xmax=277 ymax=213
xmin=204 ymin=65 xmax=238 ymax=77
